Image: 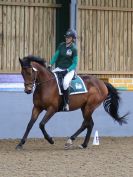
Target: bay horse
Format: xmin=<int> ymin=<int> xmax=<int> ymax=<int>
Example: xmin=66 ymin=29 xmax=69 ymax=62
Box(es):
xmin=16 ymin=55 xmax=128 ymax=149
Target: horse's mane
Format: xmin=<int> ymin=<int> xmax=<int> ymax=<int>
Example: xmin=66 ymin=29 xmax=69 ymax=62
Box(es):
xmin=22 ymin=55 xmax=47 ymax=67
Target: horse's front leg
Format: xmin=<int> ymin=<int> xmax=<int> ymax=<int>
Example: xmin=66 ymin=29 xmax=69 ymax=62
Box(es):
xmin=39 ymin=106 xmax=56 ymax=144
xmin=16 ymin=106 xmax=42 ymax=149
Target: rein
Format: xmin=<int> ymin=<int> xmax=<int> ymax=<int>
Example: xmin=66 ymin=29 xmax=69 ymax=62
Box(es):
xmin=34 ymin=67 xmax=55 ymax=87
xmin=28 ymin=67 xmax=55 ymax=88
xmin=35 ymin=77 xmax=55 ymax=87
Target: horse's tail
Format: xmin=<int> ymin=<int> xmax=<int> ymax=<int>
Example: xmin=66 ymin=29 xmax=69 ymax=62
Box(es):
xmin=103 ymin=82 xmax=128 ymax=125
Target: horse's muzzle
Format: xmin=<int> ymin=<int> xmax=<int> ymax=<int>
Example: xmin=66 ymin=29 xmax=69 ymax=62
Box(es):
xmin=24 ymin=89 xmax=32 ymax=94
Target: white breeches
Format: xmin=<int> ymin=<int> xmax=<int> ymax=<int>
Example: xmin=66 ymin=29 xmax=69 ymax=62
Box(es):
xmin=52 ymin=67 xmax=75 ymax=90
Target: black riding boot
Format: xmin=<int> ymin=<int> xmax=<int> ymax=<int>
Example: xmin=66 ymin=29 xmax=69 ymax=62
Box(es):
xmin=63 ymin=89 xmax=69 ymax=111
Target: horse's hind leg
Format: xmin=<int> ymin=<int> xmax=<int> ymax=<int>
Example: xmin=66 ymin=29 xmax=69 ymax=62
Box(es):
xmin=65 ymin=105 xmax=94 ymax=149
xmin=80 ymin=117 xmax=94 ymax=148
xmin=65 ymin=118 xmax=94 ymax=149
xmin=79 ymin=106 xmax=94 ymax=148
xmin=70 ymin=120 xmax=87 ymax=140
xmin=65 ymin=120 xmax=88 ymax=149
xmin=16 ymin=106 xmax=42 ymax=149
xmin=39 ymin=106 xmax=56 ymax=144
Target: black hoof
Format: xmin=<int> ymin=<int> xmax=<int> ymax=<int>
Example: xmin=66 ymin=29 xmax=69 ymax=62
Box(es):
xmin=47 ymin=137 xmax=54 ymax=144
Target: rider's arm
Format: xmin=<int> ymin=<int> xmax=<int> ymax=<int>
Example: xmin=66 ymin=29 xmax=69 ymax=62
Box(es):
xmin=68 ymin=47 xmax=78 ymax=72
xmin=68 ymin=56 xmax=78 ymax=72
xmin=50 ymin=50 xmax=59 ymax=65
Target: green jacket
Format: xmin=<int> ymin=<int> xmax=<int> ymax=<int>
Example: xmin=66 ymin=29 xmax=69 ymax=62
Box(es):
xmin=50 ymin=42 xmax=78 ymax=72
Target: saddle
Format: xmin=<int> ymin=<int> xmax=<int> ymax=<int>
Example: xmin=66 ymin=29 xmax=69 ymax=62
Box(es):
xmin=55 ymin=71 xmax=76 ymax=93
xmin=54 ymin=71 xmax=88 ymax=95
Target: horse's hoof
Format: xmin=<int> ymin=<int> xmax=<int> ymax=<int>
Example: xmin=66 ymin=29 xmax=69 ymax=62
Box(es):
xmin=15 ymin=144 xmax=23 ymax=150
xmin=78 ymin=144 xmax=84 ymax=149
xmin=78 ymin=144 xmax=87 ymax=149
xmin=64 ymin=139 xmax=73 ymax=150
xmin=48 ymin=138 xmax=54 ymax=144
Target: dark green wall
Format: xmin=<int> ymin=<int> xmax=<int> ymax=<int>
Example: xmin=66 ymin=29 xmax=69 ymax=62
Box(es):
xmin=56 ymin=0 xmax=70 ymax=48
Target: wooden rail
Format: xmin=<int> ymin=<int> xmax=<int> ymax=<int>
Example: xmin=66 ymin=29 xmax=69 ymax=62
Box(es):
xmin=0 ymin=2 xmax=61 ymax=8
xmin=78 ymin=5 xmax=133 ymax=12
xmin=78 ymin=71 xmax=133 ymax=75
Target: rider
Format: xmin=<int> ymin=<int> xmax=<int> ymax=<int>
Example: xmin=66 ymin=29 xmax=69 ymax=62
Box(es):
xmin=49 ymin=29 xmax=79 ymax=111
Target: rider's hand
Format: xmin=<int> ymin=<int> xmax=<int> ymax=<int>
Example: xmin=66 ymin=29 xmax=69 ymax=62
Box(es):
xmin=48 ymin=64 xmax=52 ymax=71
xmin=62 ymin=69 xmax=68 ymax=75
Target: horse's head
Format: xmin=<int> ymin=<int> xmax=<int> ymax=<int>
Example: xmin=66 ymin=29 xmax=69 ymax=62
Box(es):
xmin=19 ymin=58 xmax=35 ymax=94
xmin=19 ymin=56 xmax=47 ymax=94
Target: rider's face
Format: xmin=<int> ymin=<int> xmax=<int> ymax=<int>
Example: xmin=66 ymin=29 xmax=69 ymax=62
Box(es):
xmin=65 ymin=36 xmax=73 ymax=44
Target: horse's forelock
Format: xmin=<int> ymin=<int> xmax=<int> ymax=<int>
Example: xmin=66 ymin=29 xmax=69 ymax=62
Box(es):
xmin=21 ymin=57 xmax=31 ymax=68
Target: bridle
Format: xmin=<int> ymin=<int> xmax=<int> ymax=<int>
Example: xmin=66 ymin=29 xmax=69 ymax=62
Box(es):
xmin=23 ymin=67 xmax=38 ymax=89
xmin=23 ymin=66 xmax=55 ymax=89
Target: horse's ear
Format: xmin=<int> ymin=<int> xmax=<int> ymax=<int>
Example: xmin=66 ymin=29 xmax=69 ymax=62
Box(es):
xmin=44 ymin=60 xmax=48 ymax=67
xmin=19 ymin=57 xmax=23 ymax=66
xmin=42 ymin=59 xmax=47 ymax=67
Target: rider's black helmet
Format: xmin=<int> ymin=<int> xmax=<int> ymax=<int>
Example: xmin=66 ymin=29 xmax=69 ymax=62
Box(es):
xmin=65 ymin=29 xmax=77 ymax=39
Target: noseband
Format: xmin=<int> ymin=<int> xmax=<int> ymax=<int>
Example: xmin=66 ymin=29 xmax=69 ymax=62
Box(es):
xmin=24 ymin=67 xmax=38 ymax=89
xmin=24 ymin=67 xmax=55 ymax=88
